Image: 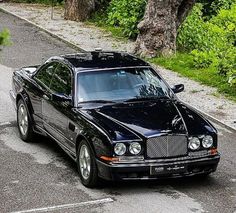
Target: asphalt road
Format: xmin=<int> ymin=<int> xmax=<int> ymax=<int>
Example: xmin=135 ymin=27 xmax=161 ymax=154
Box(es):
xmin=0 ymin=10 xmax=236 ymax=213
xmin=0 ymin=10 xmax=77 ymax=68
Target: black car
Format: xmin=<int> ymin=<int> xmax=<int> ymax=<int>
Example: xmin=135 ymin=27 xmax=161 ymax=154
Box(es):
xmin=10 ymin=51 xmax=220 ymax=187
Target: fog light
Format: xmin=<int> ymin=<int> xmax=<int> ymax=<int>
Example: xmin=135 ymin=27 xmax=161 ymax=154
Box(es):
xmin=188 ymin=137 xmax=200 ymax=150
xmin=114 ymin=143 xmax=126 ymax=156
xmin=202 ymin=135 xmax=213 ymax=148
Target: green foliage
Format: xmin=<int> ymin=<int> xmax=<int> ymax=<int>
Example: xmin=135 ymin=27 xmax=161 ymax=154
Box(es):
xmin=150 ymin=53 xmax=236 ymax=102
xmin=0 ymin=29 xmax=11 ymax=50
xmin=191 ymin=50 xmax=216 ymax=69
xmin=217 ymin=47 xmax=236 ymax=75
xmin=106 ymin=0 xmax=146 ymax=38
xmin=228 ymin=70 xmax=236 ymax=87
xmin=210 ymin=0 xmax=235 ymax=14
xmin=177 ymin=4 xmax=228 ymax=52
xmin=210 ymin=5 xmax=236 ymax=45
xmin=199 ymin=0 xmax=235 ymax=18
xmin=177 ymin=3 xmax=236 ymax=89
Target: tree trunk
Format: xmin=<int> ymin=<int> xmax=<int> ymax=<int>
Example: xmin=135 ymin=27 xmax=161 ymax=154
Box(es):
xmin=64 ymin=0 xmax=95 ymax=22
xmin=135 ymin=0 xmax=196 ymax=57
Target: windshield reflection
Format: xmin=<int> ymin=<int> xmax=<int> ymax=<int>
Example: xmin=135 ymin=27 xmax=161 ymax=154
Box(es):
xmin=77 ymin=68 xmax=170 ymax=103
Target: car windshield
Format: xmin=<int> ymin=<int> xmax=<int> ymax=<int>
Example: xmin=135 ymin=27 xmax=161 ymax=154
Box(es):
xmin=77 ymin=68 xmax=171 ymax=103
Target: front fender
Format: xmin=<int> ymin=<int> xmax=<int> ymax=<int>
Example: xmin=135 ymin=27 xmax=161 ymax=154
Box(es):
xmin=74 ymin=116 xmax=113 ymax=159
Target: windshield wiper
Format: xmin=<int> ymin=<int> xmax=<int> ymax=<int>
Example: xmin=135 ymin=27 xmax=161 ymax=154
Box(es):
xmin=124 ymin=96 xmax=169 ymax=102
xmin=79 ymin=100 xmax=117 ymax=104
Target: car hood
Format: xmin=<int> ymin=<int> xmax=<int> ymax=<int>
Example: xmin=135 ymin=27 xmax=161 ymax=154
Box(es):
xmin=77 ymin=99 xmax=215 ymax=141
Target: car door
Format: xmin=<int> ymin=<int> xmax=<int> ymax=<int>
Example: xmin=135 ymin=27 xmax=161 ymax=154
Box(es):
xmin=42 ymin=62 xmax=74 ymax=151
xmin=31 ymin=62 xmax=58 ymax=128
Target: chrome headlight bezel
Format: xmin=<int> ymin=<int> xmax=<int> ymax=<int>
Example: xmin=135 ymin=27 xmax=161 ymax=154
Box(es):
xmin=202 ymin=135 xmax=214 ymax=148
xmin=114 ymin=143 xmax=126 ymax=156
xmin=188 ymin=137 xmax=201 ymax=151
xmin=129 ymin=142 xmax=142 ymax=155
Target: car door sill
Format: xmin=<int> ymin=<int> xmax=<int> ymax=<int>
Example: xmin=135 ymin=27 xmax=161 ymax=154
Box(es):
xmin=35 ymin=124 xmax=77 ymax=161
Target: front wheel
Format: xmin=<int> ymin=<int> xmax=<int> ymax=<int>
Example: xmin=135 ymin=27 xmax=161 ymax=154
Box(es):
xmin=77 ymin=140 xmax=99 ymax=188
xmin=17 ymin=99 xmax=35 ymax=142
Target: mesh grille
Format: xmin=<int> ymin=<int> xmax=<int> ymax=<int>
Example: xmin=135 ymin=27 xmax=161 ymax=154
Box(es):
xmin=147 ymin=135 xmax=187 ymax=158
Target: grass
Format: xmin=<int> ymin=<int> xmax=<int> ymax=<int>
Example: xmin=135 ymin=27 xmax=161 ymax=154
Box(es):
xmin=149 ymin=53 xmax=236 ymax=102
xmin=87 ymin=12 xmax=129 ymax=41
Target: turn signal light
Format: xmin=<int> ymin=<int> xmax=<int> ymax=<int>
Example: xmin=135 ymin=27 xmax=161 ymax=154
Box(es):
xmin=100 ymin=156 xmax=119 ymax=162
xmin=210 ymin=148 xmax=218 ymax=155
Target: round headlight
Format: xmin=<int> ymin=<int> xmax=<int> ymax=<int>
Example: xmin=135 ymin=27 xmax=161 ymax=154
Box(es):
xmin=188 ymin=137 xmax=200 ymax=150
xmin=202 ymin=135 xmax=213 ymax=148
xmin=129 ymin=142 xmax=142 ymax=155
xmin=114 ymin=143 xmax=126 ymax=156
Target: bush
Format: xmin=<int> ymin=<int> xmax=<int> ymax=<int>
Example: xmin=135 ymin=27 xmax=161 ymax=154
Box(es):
xmin=210 ymin=4 xmax=236 ymax=46
xmin=0 ymin=29 xmax=11 ymax=50
xmin=106 ymin=0 xmax=146 ymax=38
xmin=217 ymin=47 xmax=236 ymax=75
xmin=228 ymin=70 xmax=236 ymax=87
xmin=177 ymin=4 xmax=228 ymax=52
xmin=211 ymin=0 xmax=235 ymax=14
xmin=199 ymin=0 xmax=235 ymax=18
xmin=178 ymin=3 xmax=236 ymax=87
xmin=191 ymin=50 xmax=216 ymax=69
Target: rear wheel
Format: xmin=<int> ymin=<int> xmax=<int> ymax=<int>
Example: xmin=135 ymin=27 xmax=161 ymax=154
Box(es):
xmin=17 ymin=99 xmax=35 ymax=142
xmin=77 ymin=140 xmax=99 ymax=188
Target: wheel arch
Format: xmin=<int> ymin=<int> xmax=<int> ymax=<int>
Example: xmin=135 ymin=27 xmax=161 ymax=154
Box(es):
xmin=75 ymin=134 xmax=96 ymax=156
xmin=16 ymin=91 xmax=34 ymax=116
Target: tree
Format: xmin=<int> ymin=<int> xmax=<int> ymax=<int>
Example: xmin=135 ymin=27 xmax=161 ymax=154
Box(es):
xmin=135 ymin=0 xmax=196 ymax=57
xmin=64 ymin=0 xmax=95 ymax=21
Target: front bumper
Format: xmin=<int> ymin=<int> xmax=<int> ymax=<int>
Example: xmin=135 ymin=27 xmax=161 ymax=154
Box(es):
xmin=96 ymin=154 xmax=220 ymax=181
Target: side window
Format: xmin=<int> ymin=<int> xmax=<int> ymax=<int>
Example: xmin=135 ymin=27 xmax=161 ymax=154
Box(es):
xmin=50 ymin=64 xmax=72 ymax=96
xmin=35 ymin=63 xmax=58 ymax=88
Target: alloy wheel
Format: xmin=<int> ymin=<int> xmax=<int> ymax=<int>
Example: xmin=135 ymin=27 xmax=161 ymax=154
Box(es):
xmin=18 ymin=103 xmax=28 ymax=136
xmin=79 ymin=144 xmax=91 ymax=180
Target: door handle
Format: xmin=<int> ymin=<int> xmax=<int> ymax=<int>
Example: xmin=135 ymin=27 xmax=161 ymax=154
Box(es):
xmin=43 ymin=94 xmax=50 ymax=100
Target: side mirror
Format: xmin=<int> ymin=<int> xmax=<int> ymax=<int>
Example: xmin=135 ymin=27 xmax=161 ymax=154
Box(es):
xmin=51 ymin=93 xmax=73 ymax=106
xmin=172 ymin=84 xmax=184 ymax=94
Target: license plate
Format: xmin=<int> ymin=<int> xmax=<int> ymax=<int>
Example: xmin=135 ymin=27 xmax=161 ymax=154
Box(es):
xmin=150 ymin=164 xmax=187 ymax=175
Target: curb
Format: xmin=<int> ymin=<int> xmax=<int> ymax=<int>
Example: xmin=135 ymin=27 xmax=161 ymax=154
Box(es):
xmin=1 ymin=5 xmax=235 ymax=133
xmin=0 ymin=6 xmax=86 ymax=53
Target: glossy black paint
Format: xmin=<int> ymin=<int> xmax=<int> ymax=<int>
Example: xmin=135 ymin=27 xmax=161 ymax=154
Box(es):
xmin=64 ymin=51 xmax=149 ymax=70
xmin=10 ymin=51 xmax=220 ymax=181
xmin=172 ymin=84 xmax=184 ymax=94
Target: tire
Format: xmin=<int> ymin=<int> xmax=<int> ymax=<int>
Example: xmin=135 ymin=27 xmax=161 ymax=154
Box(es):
xmin=77 ymin=140 xmax=99 ymax=188
xmin=17 ymin=99 xmax=35 ymax=142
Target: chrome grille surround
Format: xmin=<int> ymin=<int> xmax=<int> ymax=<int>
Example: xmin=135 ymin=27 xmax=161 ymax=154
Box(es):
xmin=147 ymin=135 xmax=187 ymax=158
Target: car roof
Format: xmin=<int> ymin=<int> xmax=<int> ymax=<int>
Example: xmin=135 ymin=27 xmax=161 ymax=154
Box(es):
xmin=58 ymin=51 xmax=150 ymax=71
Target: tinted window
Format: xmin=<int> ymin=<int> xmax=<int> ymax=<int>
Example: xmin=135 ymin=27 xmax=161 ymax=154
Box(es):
xmin=35 ymin=63 xmax=58 ymax=88
xmin=50 ymin=63 xmax=72 ymax=96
